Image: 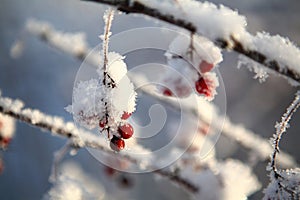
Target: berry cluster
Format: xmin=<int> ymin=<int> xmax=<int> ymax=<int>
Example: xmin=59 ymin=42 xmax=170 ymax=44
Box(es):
xmin=160 ymin=34 xmax=222 ymax=100
xmin=99 ymin=112 xmax=134 ymax=152
xmin=162 ymin=60 xmax=218 ymax=100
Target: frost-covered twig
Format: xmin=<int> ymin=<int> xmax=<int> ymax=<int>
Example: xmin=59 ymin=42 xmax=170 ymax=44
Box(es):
xmin=0 ymin=94 xmax=200 ymax=194
xmin=100 ymin=8 xmax=116 ymax=139
xmin=83 ymin=0 xmax=300 ymax=85
xmin=21 ymin=19 xmax=297 ymax=168
xmin=269 ymin=91 xmax=300 ymax=176
xmin=264 ymin=91 xmax=300 ymax=199
xmin=50 ymin=141 xmax=74 ymax=182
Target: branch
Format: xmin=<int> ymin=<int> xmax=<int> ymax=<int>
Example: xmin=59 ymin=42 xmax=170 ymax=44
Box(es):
xmin=129 ymin=79 xmax=297 ymax=168
xmin=0 ymin=94 xmax=199 ymax=194
xmin=264 ymin=91 xmax=300 ymax=199
xmin=269 ymin=91 xmax=300 ymax=174
xmin=83 ymin=0 xmax=300 ymax=85
xmin=21 ymin=19 xmax=298 ymax=168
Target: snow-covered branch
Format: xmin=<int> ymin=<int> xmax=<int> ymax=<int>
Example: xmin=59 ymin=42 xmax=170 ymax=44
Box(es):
xmin=83 ymin=0 xmax=300 ymax=85
xmin=19 ymin=18 xmax=297 ymax=168
xmin=130 ymin=79 xmax=298 ymax=168
xmin=0 ymin=93 xmax=200 ymax=194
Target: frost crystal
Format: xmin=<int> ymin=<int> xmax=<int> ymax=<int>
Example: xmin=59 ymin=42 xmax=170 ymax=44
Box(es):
xmin=264 ymin=168 xmax=300 ymax=200
xmin=238 ymin=55 xmax=269 ymax=83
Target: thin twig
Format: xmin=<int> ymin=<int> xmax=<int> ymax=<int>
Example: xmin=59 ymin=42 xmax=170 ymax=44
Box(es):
xmin=101 ymin=8 xmax=116 ymax=139
xmin=269 ymin=91 xmax=300 ymax=175
xmin=266 ymin=91 xmax=300 ymax=198
xmin=50 ymin=141 xmax=74 ymax=182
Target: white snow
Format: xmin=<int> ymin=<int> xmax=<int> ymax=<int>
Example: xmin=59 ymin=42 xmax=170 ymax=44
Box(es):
xmin=218 ymin=159 xmax=261 ymax=200
xmin=45 ymin=162 xmax=105 ymax=200
xmin=167 ymin=33 xmax=223 ymax=67
xmin=238 ymin=55 xmax=269 ymax=83
xmin=0 ymin=113 xmax=15 ymax=139
xmin=136 ymin=0 xmax=247 ymax=43
xmin=26 ymin=19 xmax=88 ymax=57
xmin=245 ymin=32 xmax=300 ymax=81
xmin=134 ymin=0 xmax=300 ymax=85
xmin=264 ymin=168 xmax=300 ymax=200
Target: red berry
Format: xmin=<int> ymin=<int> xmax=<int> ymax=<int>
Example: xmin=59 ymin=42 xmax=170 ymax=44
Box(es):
xmin=104 ymin=166 xmax=117 ymax=177
xmin=199 ymin=61 xmax=214 ymax=73
xmin=2 ymin=138 xmax=11 ymax=146
xmin=162 ymin=88 xmax=173 ymax=96
xmin=195 ymin=77 xmax=209 ymax=96
xmin=99 ymin=118 xmax=107 ymax=128
xmin=121 ymin=112 xmax=132 ymax=120
xmin=110 ymin=136 xmax=125 ymax=151
xmin=0 ymin=136 xmax=11 ymax=149
xmin=118 ymin=123 xmax=134 ymax=139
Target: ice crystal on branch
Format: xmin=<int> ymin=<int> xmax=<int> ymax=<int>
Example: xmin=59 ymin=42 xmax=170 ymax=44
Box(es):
xmin=263 ymin=91 xmax=300 ymax=199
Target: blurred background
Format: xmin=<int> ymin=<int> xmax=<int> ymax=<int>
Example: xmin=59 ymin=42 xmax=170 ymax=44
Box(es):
xmin=0 ymin=0 xmax=299 ymax=199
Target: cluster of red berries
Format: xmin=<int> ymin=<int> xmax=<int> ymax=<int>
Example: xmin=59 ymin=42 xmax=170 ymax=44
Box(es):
xmin=99 ymin=112 xmax=134 ymax=152
xmin=162 ymin=60 xmax=215 ymax=98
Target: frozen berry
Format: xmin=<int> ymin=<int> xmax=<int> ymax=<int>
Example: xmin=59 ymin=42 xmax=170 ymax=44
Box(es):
xmin=162 ymin=88 xmax=173 ymax=96
xmin=104 ymin=166 xmax=117 ymax=177
xmin=110 ymin=135 xmax=125 ymax=151
xmin=99 ymin=118 xmax=107 ymax=128
xmin=121 ymin=112 xmax=132 ymax=120
xmin=1 ymin=138 xmax=11 ymax=146
xmin=199 ymin=61 xmax=214 ymax=73
xmin=118 ymin=123 xmax=134 ymax=139
xmin=195 ymin=77 xmax=209 ymax=96
xmin=0 ymin=136 xmax=11 ymax=149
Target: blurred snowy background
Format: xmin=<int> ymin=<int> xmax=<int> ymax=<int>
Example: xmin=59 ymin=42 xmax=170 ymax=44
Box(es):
xmin=0 ymin=0 xmax=299 ymax=199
